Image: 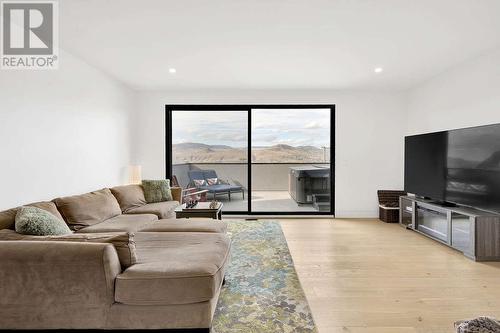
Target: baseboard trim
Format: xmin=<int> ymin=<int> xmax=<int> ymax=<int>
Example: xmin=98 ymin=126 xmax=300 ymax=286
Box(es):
xmin=225 ymin=214 xmax=335 ymax=219
xmin=0 ymin=329 xmax=210 ymax=332
xmin=334 ymin=210 xmax=378 ymax=219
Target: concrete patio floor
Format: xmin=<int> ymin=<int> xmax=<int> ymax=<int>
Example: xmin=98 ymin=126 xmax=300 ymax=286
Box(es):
xmin=207 ymin=190 xmax=318 ymax=213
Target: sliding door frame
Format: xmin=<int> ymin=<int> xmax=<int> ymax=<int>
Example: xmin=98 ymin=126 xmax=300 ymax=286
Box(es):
xmin=165 ymin=104 xmax=335 ymax=216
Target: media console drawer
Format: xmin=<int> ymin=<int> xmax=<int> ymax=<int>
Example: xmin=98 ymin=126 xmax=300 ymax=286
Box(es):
xmin=416 ymin=205 xmax=449 ymax=243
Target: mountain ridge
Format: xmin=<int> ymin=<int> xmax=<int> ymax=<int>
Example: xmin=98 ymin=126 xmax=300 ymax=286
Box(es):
xmin=172 ymin=142 xmax=329 ymax=163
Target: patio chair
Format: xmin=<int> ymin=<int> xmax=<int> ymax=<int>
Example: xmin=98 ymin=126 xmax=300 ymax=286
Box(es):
xmin=188 ymin=169 xmax=244 ymax=201
xmin=172 ymin=175 xmax=208 ymax=204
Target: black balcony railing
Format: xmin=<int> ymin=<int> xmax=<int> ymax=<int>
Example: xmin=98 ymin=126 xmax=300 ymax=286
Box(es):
xmin=172 ymin=162 xmax=330 ymax=165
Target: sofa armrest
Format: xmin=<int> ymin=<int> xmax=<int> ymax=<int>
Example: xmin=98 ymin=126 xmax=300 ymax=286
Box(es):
xmin=171 ymin=186 xmax=182 ymax=203
xmin=0 ymin=241 xmax=121 ymax=328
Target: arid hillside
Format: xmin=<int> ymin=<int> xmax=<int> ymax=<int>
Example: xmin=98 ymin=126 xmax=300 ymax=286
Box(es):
xmin=172 ymin=143 xmax=329 ymax=163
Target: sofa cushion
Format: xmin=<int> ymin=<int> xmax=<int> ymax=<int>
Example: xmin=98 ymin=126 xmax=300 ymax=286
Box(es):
xmin=110 ymin=185 xmax=147 ymax=213
xmin=142 ymin=179 xmax=172 ymax=203
xmin=0 ymin=201 xmax=64 ymax=230
xmin=140 ymin=219 xmax=227 ymax=233
xmin=77 ymin=213 xmax=158 ymax=233
xmin=0 ymin=229 xmax=136 ymax=268
xmin=115 ymin=232 xmax=230 ymax=305
xmin=125 ymin=201 xmax=179 ymax=219
xmin=54 ymin=188 xmax=122 ymax=231
xmin=15 ymin=206 xmax=72 ymax=236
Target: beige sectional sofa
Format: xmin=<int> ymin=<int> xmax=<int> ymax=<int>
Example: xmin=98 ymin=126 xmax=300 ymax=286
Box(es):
xmin=0 ymin=184 xmax=230 ymax=331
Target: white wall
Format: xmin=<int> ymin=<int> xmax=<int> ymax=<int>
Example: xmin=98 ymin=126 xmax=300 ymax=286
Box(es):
xmin=132 ymin=90 xmax=407 ymax=217
xmin=2 ymin=45 xmax=496 ymax=217
xmin=407 ymin=47 xmax=500 ymax=135
xmin=0 ymin=50 xmax=135 ymax=210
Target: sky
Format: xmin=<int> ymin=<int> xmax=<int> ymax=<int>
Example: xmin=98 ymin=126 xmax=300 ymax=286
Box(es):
xmin=172 ymin=109 xmax=331 ymax=148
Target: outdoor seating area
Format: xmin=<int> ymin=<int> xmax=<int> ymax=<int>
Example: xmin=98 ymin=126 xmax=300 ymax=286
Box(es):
xmin=174 ymin=164 xmax=327 ymax=213
xmin=188 ymin=169 xmax=245 ymax=201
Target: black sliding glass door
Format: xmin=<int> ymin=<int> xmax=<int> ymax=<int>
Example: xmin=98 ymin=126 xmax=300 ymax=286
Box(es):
xmin=251 ymin=108 xmax=332 ymax=213
xmin=169 ymin=108 xmax=249 ymax=213
xmin=166 ymin=105 xmax=335 ymax=215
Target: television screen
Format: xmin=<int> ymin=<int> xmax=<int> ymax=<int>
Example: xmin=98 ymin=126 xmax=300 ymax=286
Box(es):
xmin=405 ymin=123 xmax=500 ymax=213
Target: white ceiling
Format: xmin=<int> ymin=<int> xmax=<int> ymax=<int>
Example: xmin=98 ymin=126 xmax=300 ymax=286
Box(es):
xmin=60 ymin=0 xmax=500 ymax=91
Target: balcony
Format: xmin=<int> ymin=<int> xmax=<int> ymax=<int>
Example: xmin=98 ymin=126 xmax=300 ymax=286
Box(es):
xmin=173 ymin=162 xmax=330 ymax=213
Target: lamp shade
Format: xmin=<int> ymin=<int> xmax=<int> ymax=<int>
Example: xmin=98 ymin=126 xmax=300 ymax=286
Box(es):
xmin=128 ymin=165 xmax=142 ymax=184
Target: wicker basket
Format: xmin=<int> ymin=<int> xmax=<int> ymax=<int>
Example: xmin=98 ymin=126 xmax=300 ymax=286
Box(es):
xmin=378 ymin=206 xmax=400 ymax=223
xmin=377 ymin=190 xmax=406 ymax=223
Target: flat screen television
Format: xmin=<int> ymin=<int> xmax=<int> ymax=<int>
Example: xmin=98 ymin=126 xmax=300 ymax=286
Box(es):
xmin=405 ymin=123 xmax=500 ymax=213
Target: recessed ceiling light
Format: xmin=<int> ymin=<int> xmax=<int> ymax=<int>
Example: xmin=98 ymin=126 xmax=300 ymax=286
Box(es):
xmin=169 ymin=68 xmax=176 ymax=74
xmin=374 ymin=67 xmax=383 ymax=73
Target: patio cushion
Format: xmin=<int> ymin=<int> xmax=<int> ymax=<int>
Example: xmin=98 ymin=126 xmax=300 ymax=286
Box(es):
xmin=206 ymin=178 xmax=218 ymax=186
xmin=188 ymin=170 xmax=205 ymax=182
xmin=202 ymin=170 xmax=218 ymax=180
xmin=193 ymin=179 xmax=206 ymax=186
xmin=115 ymin=232 xmax=230 ymax=305
xmin=199 ymin=184 xmax=242 ymax=193
xmin=77 ymin=213 xmax=158 ymax=233
xmin=140 ymin=219 xmax=228 ymax=233
xmin=125 ymin=201 xmax=179 ymax=219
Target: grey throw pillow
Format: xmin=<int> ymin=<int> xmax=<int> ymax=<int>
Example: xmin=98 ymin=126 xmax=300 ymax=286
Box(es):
xmin=15 ymin=206 xmax=72 ymax=236
xmin=142 ymin=179 xmax=173 ymax=203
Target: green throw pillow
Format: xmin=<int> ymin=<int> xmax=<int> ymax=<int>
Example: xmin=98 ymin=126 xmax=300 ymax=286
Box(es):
xmin=142 ymin=179 xmax=173 ymax=203
xmin=15 ymin=206 xmax=72 ymax=236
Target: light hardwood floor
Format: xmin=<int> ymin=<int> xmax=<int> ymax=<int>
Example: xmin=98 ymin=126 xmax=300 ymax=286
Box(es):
xmin=279 ymin=218 xmax=500 ymax=333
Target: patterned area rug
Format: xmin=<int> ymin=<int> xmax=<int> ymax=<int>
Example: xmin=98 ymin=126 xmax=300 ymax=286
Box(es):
xmin=212 ymin=220 xmax=317 ymax=333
